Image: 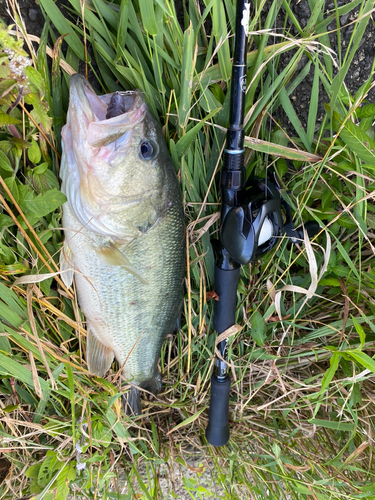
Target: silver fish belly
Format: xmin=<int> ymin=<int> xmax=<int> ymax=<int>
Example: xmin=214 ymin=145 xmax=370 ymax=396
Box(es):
xmin=60 ymin=74 xmax=185 ymax=414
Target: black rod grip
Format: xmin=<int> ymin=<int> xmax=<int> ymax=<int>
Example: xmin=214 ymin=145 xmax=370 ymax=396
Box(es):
xmin=213 ymin=265 xmax=240 ymax=334
xmin=205 ymin=375 xmax=231 ymax=446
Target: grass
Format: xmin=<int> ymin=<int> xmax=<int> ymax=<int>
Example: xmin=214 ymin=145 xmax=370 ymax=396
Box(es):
xmin=0 ymin=0 xmax=375 ymax=498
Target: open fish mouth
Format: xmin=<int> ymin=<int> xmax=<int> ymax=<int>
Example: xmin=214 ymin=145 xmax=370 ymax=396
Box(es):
xmin=61 ymin=74 xmax=152 ymax=237
xmin=69 ymin=73 xmax=147 ymax=147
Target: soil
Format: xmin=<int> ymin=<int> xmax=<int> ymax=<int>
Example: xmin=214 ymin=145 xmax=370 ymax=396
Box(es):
xmin=1 ymin=0 xmax=45 ymax=37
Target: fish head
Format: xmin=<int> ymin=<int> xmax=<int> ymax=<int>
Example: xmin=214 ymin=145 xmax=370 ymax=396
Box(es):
xmin=61 ymin=74 xmax=172 ymax=238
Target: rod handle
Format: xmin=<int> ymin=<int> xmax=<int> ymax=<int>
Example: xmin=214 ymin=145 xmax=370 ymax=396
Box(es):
xmin=213 ymin=265 xmax=240 ymax=333
xmin=205 ymin=375 xmax=231 ymax=446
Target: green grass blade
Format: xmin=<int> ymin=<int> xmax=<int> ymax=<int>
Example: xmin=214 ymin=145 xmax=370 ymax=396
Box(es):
xmin=38 ymin=0 xmax=87 ymax=60
xmin=211 ymin=0 xmax=231 ymax=81
xmin=330 ymin=0 xmax=373 ymax=110
xmin=139 ymin=0 xmax=158 ymax=36
xmin=176 ymin=108 xmax=220 ymax=157
xmin=307 ymin=59 xmax=320 ymax=145
xmin=305 ymin=0 xmax=325 ymax=35
xmin=116 ymin=0 xmax=130 ymax=61
xmin=178 ymin=22 xmax=197 ymax=129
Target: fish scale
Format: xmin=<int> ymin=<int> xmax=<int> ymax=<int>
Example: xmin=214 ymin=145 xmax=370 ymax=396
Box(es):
xmin=60 ymin=74 xmax=185 ymax=414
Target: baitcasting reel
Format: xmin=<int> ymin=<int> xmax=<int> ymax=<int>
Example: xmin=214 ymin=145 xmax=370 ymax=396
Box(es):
xmin=221 ymin=174 xmax=322 ymax=266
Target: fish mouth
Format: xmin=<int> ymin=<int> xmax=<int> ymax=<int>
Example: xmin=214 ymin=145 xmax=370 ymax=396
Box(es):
xmin=63 ymin=74 xmax=152 ymax=237
xmin=69 ymin=73 xmax=146 ymax=147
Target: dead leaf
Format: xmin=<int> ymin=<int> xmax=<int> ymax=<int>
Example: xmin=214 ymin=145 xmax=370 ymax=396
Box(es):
xmin=206 ymin=290 xmax=219 ymax=301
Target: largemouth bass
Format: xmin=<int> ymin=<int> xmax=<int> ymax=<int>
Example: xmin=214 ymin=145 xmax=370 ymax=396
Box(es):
xmin=60 ymin=74 xmax=185 ymax=414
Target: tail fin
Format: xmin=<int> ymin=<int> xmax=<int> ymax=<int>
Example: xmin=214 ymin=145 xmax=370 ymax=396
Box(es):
xmin=122 ymin=370 xmax=163 ymax=416
xmin=123 ymin=386 xmax=141 ymax=416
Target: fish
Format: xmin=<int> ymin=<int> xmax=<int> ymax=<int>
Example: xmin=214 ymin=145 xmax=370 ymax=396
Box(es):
xmin=59 ymin=74 xmax=185 ymax=414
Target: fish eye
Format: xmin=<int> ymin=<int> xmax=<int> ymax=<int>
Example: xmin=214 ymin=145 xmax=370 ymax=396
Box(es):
xmin=139 ymin=140 xmax=155 ymax=160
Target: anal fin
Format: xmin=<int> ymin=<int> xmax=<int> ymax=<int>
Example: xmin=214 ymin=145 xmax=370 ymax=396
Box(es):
xmin=87 ymin=326 xmax=114 ymax=377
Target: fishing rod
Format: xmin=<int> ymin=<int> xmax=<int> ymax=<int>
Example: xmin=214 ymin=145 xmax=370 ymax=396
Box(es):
xmin=205 ymin=0 xmax=254 ymax=448
xmin=205 ymin=0 xmax=321 ymax=447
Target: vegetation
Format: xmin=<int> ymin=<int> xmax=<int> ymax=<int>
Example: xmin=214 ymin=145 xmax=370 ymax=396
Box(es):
xmin=0 ymin=0 xmax=375 ymax=498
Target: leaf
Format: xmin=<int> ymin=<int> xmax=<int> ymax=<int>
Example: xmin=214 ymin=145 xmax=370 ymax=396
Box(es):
xmin=244 ymin=136 xmax=321 ymax=162
xmin=307 ymin=60 xmax=320 ymax=145
xmin=4 ymin=176 xmax=19 ymax=203
xmin=278 ymin=86 xmax=311 ymax=152
xmin=176 ymin=108 xmax=220 ymax=157
xmin=179 ymin=23 xmax=197 ymax=129
xmin=0 ymin=282 xmax=27 ymax=319
xmin=0 ymin=112 xmax=21 ymax=126
xmin=0 ymin=351 xmax=49 ymax=396
xmin=0 ymin=333 xmax=11 ymax=354
xmin=25 ymin=66 xmax=46 ymax=96
xmin=36 ymin=462 xmax=75 ymax=500
xmin=28 ymin=138 xmax=41 ymax=164
xmin=166 ymin=407 xmax=206 ymax=435
xmin=333 ymin=110 xmax=375 ymax=165
xmin=25 ymin=93 xmax=52 ymax=132
xmin=25 ymin=464 xmax=41 ymax=479
xmin=330 ymin=0 xmax=374 ymax=111
xmin=133 ymin=469 xmax=153 ymax=500
xmin=251 ymin=307 xmax=266 ymax=347
xmin=304 ymin=0 xmax=325 ymax=35
xmin=318 ymin=352 xmax=340 ymax=396
xmin=18 ymin=188 xmax=66 ymax=218
xmin=211 ymin=0 xmax=231 ymax=81
xmin=139 ymin=0 xmax=157 ymax=36
xmin=352 ymin=316 xmax=366 ymax=348
xmin=346 ymin=351 xmax=375 ymax=373
xmin=0 ymin=214 xmax=15 ymax=228
xmin=0 ymin=150 xmax=14 ymax=173
xmin=319 ymin=278 xmax=340 ymax=287
xmin=356 ymin=103 xmax=375 ymax=119
xmin=38 ymin=454 xmax=55 ymax=487
xmin=308 ymin=418 xmax=354 ymax=432
xmin=195 ymin=41 xmax=293 ymax=88
xmin=38 ymin=0 xmax=87 ymax=60
xmin=0 ymin=65 xmax=11 ymax=80
xmin=116 ymin=0 xmax=130 ymax=60
xmin=33 ymin=161 xmax=49 ymax=175
xmin=91 ymin=0 xmax=118 ymax=29
xmin=332 ymin=234 xmax=360 ymax=280
xmin=39 ymin=277 xmax=52 ymax=296
xmin=105 ymin=407 xmax=141 ymax=455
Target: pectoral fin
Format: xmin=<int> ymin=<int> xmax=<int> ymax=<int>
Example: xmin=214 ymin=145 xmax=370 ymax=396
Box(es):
xmin=99 ymin=243 xmax=148 ymax=285
xmin=59 ymin=241 xmax=74 ymax=288
xmin=87 ymin=326 xmax=114 ymax=377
